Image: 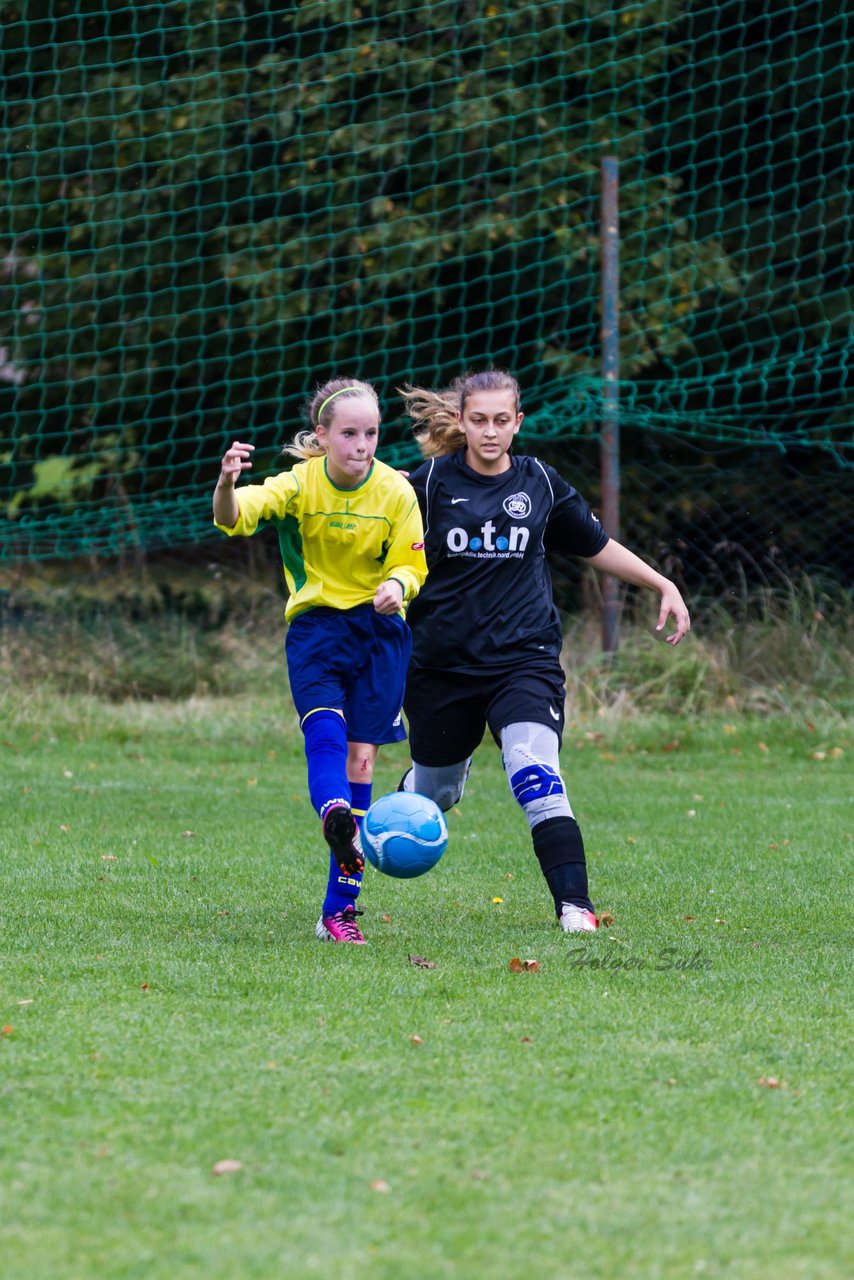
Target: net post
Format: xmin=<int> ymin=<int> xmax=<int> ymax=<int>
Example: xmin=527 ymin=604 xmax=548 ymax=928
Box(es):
xmin=600 ymin=155 xmax=621 ymax=654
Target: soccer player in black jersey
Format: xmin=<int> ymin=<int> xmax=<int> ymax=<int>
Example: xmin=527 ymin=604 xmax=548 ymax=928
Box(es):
xmin=398 ymin=369 xmax=690 ymax=933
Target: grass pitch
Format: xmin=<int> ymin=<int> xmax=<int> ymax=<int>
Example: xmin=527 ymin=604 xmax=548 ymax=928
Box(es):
xmin=1 ymin=693 xmax=851 ymax=1279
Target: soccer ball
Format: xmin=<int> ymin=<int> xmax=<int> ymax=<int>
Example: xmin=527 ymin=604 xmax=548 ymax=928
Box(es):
xmin=361 ymin=791 xmax=448 ymax=879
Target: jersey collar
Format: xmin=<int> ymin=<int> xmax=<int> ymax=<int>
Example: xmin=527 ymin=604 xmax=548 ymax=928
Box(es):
xmin=323 ymin=457 xmax=375 ymax=492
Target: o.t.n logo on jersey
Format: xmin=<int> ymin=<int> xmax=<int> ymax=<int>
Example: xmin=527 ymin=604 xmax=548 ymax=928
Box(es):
xmin=503 ymin=492 xmax=531 ymax=519
xmin=446 ymin=519 xmax=530 ymax=556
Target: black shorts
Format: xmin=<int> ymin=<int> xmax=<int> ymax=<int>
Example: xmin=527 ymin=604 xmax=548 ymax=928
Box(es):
xmin=404 ymin=664 xmax=566 ymax=767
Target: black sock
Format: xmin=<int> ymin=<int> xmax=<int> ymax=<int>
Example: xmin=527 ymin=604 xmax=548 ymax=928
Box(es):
xmin=531 ymin=816 xmax=594 ymax=915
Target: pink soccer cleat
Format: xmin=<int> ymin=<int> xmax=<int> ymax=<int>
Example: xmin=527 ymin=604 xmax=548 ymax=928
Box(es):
xmin=322 ymin=805 xmax=365 ymax=876
xmin=315 ymin=905 xmax=367 ymax=944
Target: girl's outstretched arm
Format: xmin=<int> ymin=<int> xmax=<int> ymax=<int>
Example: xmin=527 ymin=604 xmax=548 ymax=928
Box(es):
xmin=585 ymin=539 xmax=691 ymax=645
xmin=213 ymin=440 xmax=255 ymax=528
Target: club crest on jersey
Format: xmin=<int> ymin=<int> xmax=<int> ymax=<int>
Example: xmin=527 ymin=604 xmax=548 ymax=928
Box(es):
xmin=503 ymin=492 xmax=531 ymax=519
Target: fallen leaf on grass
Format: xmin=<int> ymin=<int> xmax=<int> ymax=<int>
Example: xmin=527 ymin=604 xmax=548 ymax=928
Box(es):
xmin=758 ymin=741 xmax=769 ymax=753
xmin=597 ymin=912 xmax=615 ymax=927
xmin=182 ymin=830 xmax=195 ymax=838
xmin=509 ymin=958 xmax=540 ymax=972
xmin=520 ymin=1036 xmax=533 ymax=1043
xmin=758 ymin=1076 xmax=785 ymax=1089
xmin=371 ymin=1180 xmax=391 ymax=1193
xmin=409 ymin=1035 xmax=423 ymax=1045
xmin=17 ymin=999 xmax=33 ymax=1006
xmin=101 ymin=854 xmax=117 ymax=862
xmin=1 ymin=1025 xmax=13 ymax=1036
xmin=212 ymin=1159 xmax=243 ymax=1176
xmin=662 ymin=740 xmax=681 ymax=753
xmin=59 ymin=824 xmax=71 ymax=832
xmin=683 ymin=916 xmax=697 ymax=922
xmin=140 ymin=983 xmax=150 ymax=991
xmin=408 ymin=955 xmax=436 ymax=969
xmin=380 ymin=914 xmax=393 ymax=924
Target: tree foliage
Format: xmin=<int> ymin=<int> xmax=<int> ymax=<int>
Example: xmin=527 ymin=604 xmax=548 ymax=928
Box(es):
xmin=0 ymin=0 xmax=848 ymax=555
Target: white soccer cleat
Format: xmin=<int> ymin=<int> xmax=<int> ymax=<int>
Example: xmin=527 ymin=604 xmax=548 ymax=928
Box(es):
xmin=558 ymin=903 xmax=598 ymax=933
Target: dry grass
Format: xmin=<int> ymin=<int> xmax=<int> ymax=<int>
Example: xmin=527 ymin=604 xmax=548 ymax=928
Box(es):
xmin=2 ymin=567 xmax=850 ymax=722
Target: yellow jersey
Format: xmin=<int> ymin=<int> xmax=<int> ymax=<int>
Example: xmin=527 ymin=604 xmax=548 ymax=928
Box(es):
xmin=214 ymin=456 xmax=427 ymax=622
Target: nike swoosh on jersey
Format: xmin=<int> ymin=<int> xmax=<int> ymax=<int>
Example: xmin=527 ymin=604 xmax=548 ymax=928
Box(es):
xmin=549 ymin=706 xmax=560 ymax=720
xmin=451 ymin=497 xmax=469 ymax=504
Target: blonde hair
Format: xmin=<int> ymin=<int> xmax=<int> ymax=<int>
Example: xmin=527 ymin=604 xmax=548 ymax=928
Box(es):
xmin=400 ymin=369 xmax=521 ymax=458
xmin=284 ymin=377 xmax=380 ymax=460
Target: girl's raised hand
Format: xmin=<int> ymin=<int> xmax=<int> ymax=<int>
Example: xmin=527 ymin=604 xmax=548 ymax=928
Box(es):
xmin=220 ymin=441 xmax=255 ymax=484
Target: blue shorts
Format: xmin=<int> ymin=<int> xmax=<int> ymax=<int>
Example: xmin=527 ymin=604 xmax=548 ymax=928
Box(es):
xmin=285 ymin=604 xmax=412 ymax=745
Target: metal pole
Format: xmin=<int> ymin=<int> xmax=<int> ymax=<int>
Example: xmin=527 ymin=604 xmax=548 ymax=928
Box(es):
xmin=600 ymin=155 xmax=621 ymax=654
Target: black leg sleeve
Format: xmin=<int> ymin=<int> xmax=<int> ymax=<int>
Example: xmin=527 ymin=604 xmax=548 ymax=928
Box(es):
xmin=531 ymin=815 xmax=595 ymax=915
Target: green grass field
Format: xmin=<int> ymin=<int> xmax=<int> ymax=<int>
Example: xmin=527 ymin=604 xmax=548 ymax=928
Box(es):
xmin=1 ymin=691 xmax=851 ymax=1279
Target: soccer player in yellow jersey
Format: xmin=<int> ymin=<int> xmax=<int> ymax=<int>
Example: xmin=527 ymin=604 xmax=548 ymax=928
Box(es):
xmin=213 ymin=378 xmax=427 ymax=943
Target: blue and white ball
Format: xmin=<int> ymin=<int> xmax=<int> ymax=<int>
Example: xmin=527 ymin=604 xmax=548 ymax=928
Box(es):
xmin=361 ymin=791 xmax=448 ymax=879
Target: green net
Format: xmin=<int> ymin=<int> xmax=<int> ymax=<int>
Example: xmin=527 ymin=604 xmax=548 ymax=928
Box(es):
xmin=1 ymin=0 xmax=851 ymax=563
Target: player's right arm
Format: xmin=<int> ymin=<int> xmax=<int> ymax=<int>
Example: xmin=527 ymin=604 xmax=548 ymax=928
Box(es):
xmin=213 ymin=441 xmax=255 ymax=528
xmin=213 ymin=443 xmax=301 ymax=536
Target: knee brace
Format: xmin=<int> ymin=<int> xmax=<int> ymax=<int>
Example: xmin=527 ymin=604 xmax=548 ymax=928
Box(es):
xmin=402 ymin=759 xmax=472 ymax=812
xmin=501 ymin=721 xmax=574 ymax=829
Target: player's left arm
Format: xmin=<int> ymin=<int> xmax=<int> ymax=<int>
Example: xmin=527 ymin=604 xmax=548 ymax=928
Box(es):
xmin=373 ymin=491 xmax=428 ymax=615
xmin=584 ymin=539 xmax=691 ymax=645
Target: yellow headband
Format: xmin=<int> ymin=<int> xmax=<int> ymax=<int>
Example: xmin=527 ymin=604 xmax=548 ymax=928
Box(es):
xmin=317 ymin=386 xmax=360 ymax=420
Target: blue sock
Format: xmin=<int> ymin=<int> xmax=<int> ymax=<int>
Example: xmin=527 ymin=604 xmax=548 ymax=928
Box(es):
xmin=301 ymin=710 xmax=351 ymax=819
xmin=349 ymin=780 xmax=372 ymax=832
xmin=322 ymin=779 xmax=371 ymax=917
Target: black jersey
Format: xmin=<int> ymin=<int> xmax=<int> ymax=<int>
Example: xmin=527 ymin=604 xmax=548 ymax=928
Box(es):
xmin=406 ymin=451 xmax=609 ymax=673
